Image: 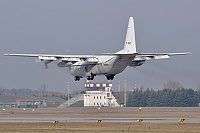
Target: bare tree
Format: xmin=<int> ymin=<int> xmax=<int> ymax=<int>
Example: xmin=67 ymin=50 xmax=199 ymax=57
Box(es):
xmin=197 ymin=84 xmax=200 ymax=91
xmin=39 ymin=84 xmax=48 ymax=97
xmin=163 ymin=81 xmax=183 ymax=90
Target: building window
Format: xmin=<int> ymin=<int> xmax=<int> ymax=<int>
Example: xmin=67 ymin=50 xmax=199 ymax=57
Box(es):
xmin=107 ymin=93 xmax=110 ymax=97
xmin=94 ymin=96 xmax=95 ymax=99
xmin=104 ymin=96 xmax=106 ymax=99
xmin=94 ymin=102 xmax=95 ymax=105
xmin=100 ymin=96 xmax=101 ymax=99
xmin=97 ymin=96 xmax=98 ymax=99
xmin=100 ymin=102 xmax=101 ymax=105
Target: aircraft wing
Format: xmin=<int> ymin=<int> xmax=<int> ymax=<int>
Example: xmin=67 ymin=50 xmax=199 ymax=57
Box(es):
xmin=136 ymin=52 xmax=191 ymax=60
xmin=4 ymin=53 xmax=99 ymax=62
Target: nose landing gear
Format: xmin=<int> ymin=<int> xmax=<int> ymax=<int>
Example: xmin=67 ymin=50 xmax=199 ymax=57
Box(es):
xmin=106 ymin=74 xmax=115 ymax=80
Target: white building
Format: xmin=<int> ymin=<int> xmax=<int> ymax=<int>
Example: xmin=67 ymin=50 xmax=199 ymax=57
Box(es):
xmin=84 ymin=83 xmax=119 ymax=107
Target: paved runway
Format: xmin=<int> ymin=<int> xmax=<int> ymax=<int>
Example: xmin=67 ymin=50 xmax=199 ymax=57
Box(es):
xmin=0 ymin=117 xmax=200 ymax=123
xmin=1 ymin=107 xmax=200 ymax=123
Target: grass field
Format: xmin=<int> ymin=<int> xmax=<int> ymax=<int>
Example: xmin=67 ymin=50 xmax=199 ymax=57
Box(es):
xmin=0 ymin=122 xmax=200 ymax=133
xmin=0 ymin=107 xmax=200 ymax=133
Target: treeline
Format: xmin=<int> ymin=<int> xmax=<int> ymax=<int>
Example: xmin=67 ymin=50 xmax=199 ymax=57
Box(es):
xmin=0 ymin=88 xmax=66 ymax=99
xmin=127 ymin=88 xmax=200 ymax=107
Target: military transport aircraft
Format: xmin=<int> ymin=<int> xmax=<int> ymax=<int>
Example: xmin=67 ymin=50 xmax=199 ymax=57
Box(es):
xmin=4 ymin=17 xmax=190 ymax=81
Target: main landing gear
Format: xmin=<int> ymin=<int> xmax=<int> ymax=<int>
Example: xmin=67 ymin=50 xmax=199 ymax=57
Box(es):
xmin=74 ymin=73 xmax=95 ymax=81
xmin=106 ymin=74 xmax=115 ymax=80
xmin=74 ymin=76 xmax=81 ymax=81
xmin=87 ymin=73 xmax=95 ymax=80
xmin=87 ymin=75 xmax=94 ymax=80
xmin=74 ymin=74 xmax=114 ymax=81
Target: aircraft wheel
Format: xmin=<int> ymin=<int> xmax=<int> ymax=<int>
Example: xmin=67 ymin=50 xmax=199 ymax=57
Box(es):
xmin=87 ymin=75 xmax=94 ymax=80
xmin=74 ymin=76 xmax=80 ymax=81
xmin=91 ymin=75 xmax=94 ymax=80
xmin=110 ymin=75 xmax=115 ymax=80
xmin=87 ymin=76 xmax=91 ymax=80
xmin=106 ymin=75 xmax=115 ymax=80
xmin=90 ymin=77 xmax=94 ymax=80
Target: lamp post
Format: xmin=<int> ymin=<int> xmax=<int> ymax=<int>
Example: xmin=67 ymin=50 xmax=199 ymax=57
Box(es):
xmin=68 ymin=82 xmax=70 ymax=107
xmin=118 ymin=81 xmax=120 ymax=92
xmin=124 ymin=80 xmax=126 ymax=107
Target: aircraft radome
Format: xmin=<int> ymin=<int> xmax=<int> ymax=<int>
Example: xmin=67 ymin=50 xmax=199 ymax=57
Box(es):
xmin=4 ymin=17 xmax=191 ymax=81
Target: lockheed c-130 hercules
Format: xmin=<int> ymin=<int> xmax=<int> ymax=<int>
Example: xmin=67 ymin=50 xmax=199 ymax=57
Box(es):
xmin=4 ymin=17 xmax=190 ymax=81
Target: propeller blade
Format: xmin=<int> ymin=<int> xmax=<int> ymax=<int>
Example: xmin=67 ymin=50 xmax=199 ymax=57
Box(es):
xmin=44 ymin=63 xmax=48 ymax=69
xmin=35 ymin=58 xmax=41 ymax=64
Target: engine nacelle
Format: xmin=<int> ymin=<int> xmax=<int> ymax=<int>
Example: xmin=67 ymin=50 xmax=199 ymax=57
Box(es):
xmin=44 ymin=60 xmax=52 ymax=64
xmin=57 ymin=61 xmax=72 ymax=67
xmin=129 ymin=60 xmax=145 ymax=67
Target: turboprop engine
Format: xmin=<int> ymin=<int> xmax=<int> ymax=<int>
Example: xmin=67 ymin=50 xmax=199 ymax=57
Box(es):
xmin=57 ymin=61 xmax=72 ymax=67
xmin=129 ymin=60 xmax=145 ymax=67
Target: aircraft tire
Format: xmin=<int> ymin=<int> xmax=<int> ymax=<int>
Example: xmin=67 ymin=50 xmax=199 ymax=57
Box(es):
xmin=74 ymin=76 xmax=80 ymax=81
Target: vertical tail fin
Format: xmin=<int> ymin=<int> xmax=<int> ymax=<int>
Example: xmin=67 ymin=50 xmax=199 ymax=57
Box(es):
xmin=123 ymin=17 xmax=137 ymax=53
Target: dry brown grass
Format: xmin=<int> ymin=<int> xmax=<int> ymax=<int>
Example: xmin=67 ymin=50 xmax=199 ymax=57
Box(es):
xmin=0 ymin=122 xmax=200 ymax=133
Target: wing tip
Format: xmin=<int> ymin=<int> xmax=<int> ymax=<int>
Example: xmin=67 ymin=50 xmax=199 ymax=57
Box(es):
xmin=4 ymin=53 xmax=10 ymax=56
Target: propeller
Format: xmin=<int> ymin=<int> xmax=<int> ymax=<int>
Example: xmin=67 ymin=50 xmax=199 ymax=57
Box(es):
xmin=41 ymin=48 xmax=51 ymax=69
xmin=44 ymin=63 xmax=48 ymax=69
xmin=35 ymin=57 xmax=41 ymax=64
xmin=44 ymin=60 xmax=52 ymax=69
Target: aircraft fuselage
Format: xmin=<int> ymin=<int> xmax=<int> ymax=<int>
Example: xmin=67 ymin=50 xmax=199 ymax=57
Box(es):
xmin=69 ymin=55 xmax=133 ymax=78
